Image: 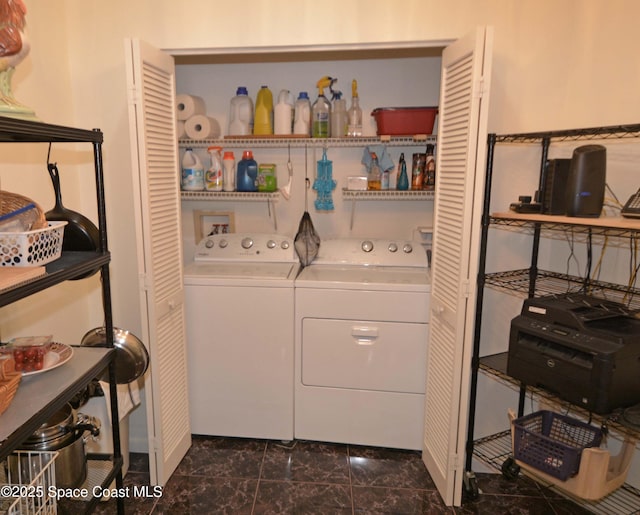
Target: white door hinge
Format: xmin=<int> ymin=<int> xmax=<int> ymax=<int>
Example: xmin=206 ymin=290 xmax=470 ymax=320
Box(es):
xmin=473 ymin=78 xmax=484 ymax=99
xmin=139 ymin=273 xmax=150 ymax=291
xmin=128 ymin=85 xmax=140 ymax=105
xmin=461 ymin=279 xmax=471 ymax=297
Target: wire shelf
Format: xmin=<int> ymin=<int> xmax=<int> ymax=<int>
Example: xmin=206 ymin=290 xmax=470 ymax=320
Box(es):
xmin=492 ymin=123 xmax=640 ymax=144
xmin=179 ymin=135 xmax=435 ymax=149
xmin=478 ymin=353 xmax=640 ymax=442
xmin=484 ymin=269 xmax=640 ymax=311
xmin=473 ymin=430 xmax=640 ymax=515
xmin=342 ymin=188 xmax=434 ymax=200
xmin=181 ymin=191 xmax=280 ymax=201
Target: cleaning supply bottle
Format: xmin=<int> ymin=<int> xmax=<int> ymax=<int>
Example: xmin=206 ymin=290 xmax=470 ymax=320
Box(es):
xmin=330 ymin=90 xmax=347 ymax=138
xmin=312 ymin=76 xmax=332 ymax=138
xmin=228 ymin=87 xmax=253 ymax=136
xmin=222 ymin=151 xmax=236 ymax=192
xmin=396 ymin=153 xmax=409 ymax=190
xmin=253 ymin=86 xmax=273 ymax=135
xmin=236 ymin=150 xmax=258 ymax=192
xmin=205 ymin=146 xmax=223 ymax=191
xmin=381 ymin=166 xmax=390 ymax=190
xmin=274 ymin=89 xmax=293 ymax=135
xmin=293 ymin=92 xmax=311 ymax=136
xmin=367 ymin=152 xmax=382 ymax=190
xmin=423 ymin=144 xmax=436 ymax=190
xmin=347 ymin=79 xmax=363 ymax=137
xmin=181 ymin=148 xmax=204 ymax=191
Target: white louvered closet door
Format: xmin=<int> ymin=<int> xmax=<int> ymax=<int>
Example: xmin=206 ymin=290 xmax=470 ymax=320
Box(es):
xmin=124 ymin=38 xmax=191 ymax=486
xmin=422 ymin=27 xmax=493 ymax=506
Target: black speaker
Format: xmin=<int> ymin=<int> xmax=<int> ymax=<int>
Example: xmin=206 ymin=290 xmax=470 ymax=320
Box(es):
xmin=542 ymin=158 xmax=571 ymax=214
xmin=565 ymin=144 xmax=606 ymax=217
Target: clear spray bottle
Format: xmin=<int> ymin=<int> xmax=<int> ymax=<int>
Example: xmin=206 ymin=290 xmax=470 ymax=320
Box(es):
xmin=347 ymin=79 xmax=363 ymax=137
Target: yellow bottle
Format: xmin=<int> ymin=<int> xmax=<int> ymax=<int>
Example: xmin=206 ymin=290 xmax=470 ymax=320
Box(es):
xmin=253 ymin=86 xmax=273 ymax=135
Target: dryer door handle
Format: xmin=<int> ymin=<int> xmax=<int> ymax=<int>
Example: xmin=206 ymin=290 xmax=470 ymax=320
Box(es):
xmin=351 ymin=326 xmax=379 ymax=345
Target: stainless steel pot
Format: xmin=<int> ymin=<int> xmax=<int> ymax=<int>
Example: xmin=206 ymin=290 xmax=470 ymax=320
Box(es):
xmin=11 ymin=403 xmax=100 ymax=489
xmin=80 ymin=327 xmax=149 ymax=384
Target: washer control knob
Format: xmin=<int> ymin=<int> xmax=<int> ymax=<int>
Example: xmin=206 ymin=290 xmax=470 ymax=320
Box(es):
xmin=218 ymin=239 xmax=228 ymax=248
xmin=204 ymin=239 xmax=215 ymax=249
xmin=388 ymin=243 xmax=398 ymax=253
xmin=403 ymin=243 xmax=413 ymax=253
xmin=267 ymin=239 xmax=277 ymax=249
xmin=241 ymin=237 xmax=254 ymax=249
xmin=361 ymin=240 xmax=374 ymax=253
xmin=281 ymin=240 xmax=290 ymax=250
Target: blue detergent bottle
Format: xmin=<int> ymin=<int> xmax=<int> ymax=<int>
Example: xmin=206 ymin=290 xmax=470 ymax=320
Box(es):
xmin=236 ymin=150 xmax=258 ymax=192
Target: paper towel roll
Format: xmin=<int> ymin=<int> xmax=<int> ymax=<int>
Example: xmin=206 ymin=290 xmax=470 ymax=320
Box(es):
xmin=176 ymin=94 xmax=206 ymax=121
xmin=185 ymin=115 xmax=221 ymax=140
xmin=177 ymin=120 xmax=186 ymax=139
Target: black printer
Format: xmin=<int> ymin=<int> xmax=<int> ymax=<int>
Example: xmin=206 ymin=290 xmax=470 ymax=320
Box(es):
xmin=507 ymin=294 xmax=640 ymax=414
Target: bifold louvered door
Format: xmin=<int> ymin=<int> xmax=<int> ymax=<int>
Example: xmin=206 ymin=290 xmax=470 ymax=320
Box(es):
xmin=422 ymin=27 xmax=493 ymax=506
xmin=124 ymin=38 xmax=192 ymax=486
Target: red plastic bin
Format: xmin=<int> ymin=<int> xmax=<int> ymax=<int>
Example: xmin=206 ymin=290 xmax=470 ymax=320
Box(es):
xmin=371 ymin=107 xmax=438 ymax=136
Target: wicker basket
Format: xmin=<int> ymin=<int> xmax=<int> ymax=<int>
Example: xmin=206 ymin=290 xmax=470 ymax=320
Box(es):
xmin=0 ymin=371 xmax=21 ymax=415
xmin=0 ymin=191 xmax=48 ymax=231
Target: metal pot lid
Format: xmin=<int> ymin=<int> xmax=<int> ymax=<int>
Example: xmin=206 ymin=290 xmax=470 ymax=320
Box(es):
xmin=26 ymin=402 xmax=75 ymax=444
xmin=80 ymin=327 xmax=149 ymax=384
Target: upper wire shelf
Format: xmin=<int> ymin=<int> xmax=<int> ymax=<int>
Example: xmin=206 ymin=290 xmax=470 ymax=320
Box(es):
xmin=490 ymin=213 xmax=640 ymax=240
xmin=178 ymin=135 xmax=435 ymax=149
xmin=492 ymin=123 xmax=640 ymax=144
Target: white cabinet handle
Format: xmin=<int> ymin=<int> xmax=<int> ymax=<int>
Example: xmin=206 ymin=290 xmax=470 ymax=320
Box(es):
xmin=351 ymin=326 xmax=378 ymax=345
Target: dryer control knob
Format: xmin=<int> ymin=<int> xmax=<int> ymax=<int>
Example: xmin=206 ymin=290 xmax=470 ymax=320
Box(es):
xmin=362 ymin=240 xmax=374 ymax=253
xmin=219 ymin=239 xmax=228 ymax=248
xmin=205 ymin=239 xmax=215 ymax=249
xmin=403 ymin=243 xmax=413 ymax=253
xmin=281 ymin=241 xmax=290 ymax=249
xmin=388 ymin=243 xmax=398 ymax=253
xmin=267 ymin=240 xmax=277 ymax=249
xmin=241 ymin=237 xmax=254 ymax=249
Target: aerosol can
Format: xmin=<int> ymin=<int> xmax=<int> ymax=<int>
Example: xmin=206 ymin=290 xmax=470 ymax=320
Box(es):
xmin=312 ymin=76 xmax=333 ymax=138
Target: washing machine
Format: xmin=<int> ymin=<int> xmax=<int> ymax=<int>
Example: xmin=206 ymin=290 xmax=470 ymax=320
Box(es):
xmin=183 ymin=233 xmax=299 ymax=440
xmin=294 ymin=238 xmax=431 ymax=450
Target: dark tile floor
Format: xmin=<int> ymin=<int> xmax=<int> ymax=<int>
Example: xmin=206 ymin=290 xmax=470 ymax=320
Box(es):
xmin=62 ymin=435 xmax=593 ymax=514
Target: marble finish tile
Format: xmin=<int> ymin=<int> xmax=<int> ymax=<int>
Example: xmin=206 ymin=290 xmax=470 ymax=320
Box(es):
xmin=77 ymin=437 xmax=596 ymax=514
xmin=57 ymin=471 xmax=157 ymax=515
xmin=353 ymin=486 xmax=454 ymax=514
xmin=261 ymin=439 xmax=350 ymax=483
xmin=153 ymin=475 xmax=257 ymax=514
xmin=455 ymin=494 xmax=558 ymax=514
xmin=253 ymin=481 xmax=352 ymax=514
xmin=128 ymin=452 xmax=150 ymax=473
xmin=349 ymin=446 xmax=436 ymax=490
xmin=173 ymin=435 xmax=267 ymax=478
xmin=474 ymin=472 xmax=547 ymax=498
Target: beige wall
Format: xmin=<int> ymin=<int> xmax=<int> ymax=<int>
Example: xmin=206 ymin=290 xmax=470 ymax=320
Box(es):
xmin=1 ymin=0 xmax=637 ymax=461
xmin=4 ymin=0 xmax=636 ymax=338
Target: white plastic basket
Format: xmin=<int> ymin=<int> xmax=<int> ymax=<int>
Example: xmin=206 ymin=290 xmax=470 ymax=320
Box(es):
xmin=1 ymin=450 xmax=58 ymax=515
xmin=0 ymin=221 xmax=67 ymax=267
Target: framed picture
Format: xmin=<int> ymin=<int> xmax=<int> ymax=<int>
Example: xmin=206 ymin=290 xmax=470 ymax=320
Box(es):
xmin=194 ymin=210 xmax=235 ymax=243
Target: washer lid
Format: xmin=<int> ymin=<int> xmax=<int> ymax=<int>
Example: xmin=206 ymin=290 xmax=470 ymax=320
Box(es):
xmin=184 ymin=262 xmax=299 ymax=281
xmin=295 ymin=264 xmax=431 ymax=292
